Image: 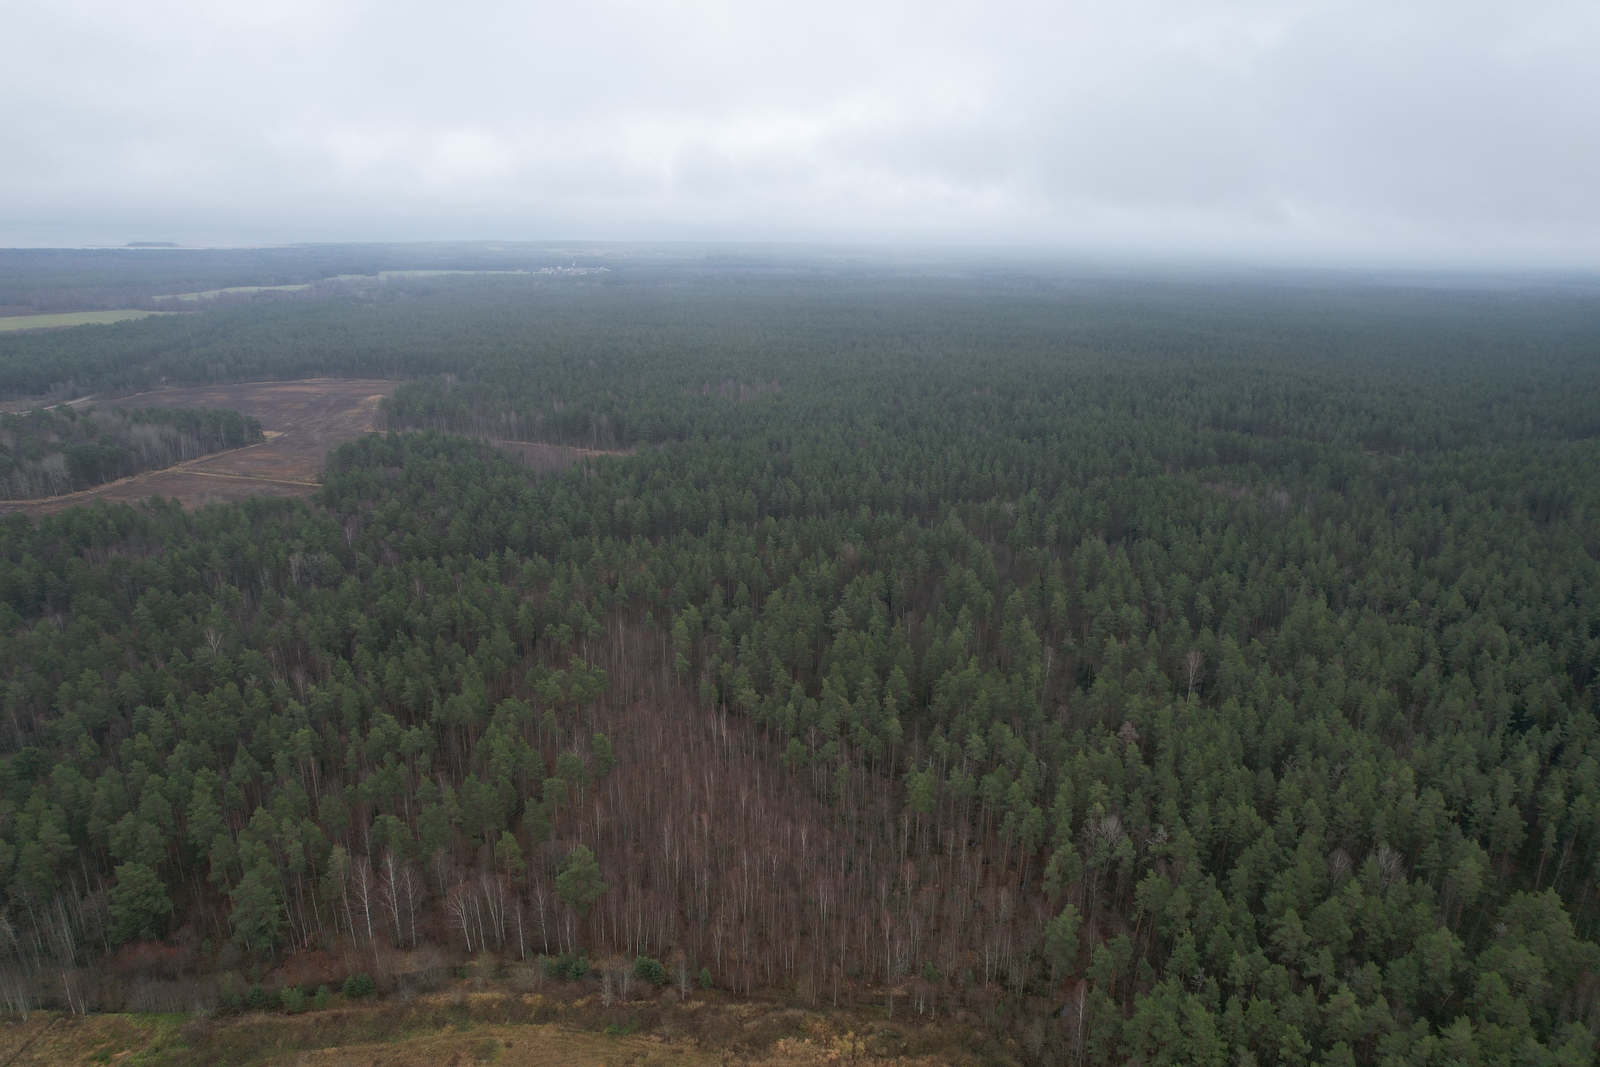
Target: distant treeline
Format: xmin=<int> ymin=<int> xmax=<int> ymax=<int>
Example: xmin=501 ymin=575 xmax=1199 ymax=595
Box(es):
xmin=0 ymin=243 xmax=621 ymax=314
xmin=0 ymin=405 xmax=263 ymax=499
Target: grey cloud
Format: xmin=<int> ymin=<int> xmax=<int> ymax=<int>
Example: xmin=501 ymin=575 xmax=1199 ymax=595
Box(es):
xmin=1 ymin=0 xmax=1596 ymax=264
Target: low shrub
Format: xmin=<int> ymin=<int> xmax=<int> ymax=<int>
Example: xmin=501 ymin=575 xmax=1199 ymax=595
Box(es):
xmin=633 ymin=956 xmax=667 ymax=987
xmin=541 ymin=952 xmax=590 ymax=980
xmin=343 ymin=973 xmax=376 ymax=999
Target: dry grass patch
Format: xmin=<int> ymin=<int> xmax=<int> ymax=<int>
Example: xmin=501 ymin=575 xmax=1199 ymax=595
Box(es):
xmin=0 ymin=984 xmax=1012 ymax=1067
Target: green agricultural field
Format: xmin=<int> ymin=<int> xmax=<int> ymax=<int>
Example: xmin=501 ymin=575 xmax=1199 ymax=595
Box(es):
xmin=159 ymin=283 xmax=311 ymax=301
xmin=0 ymin=308 xmax=171 ymax=331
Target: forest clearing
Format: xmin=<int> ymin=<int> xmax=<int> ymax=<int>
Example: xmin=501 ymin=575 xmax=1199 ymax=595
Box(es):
xmin=0 ymin=379 xmax=627 ymax=515
xmin=0 ymin=379 xmax=396 ymax=516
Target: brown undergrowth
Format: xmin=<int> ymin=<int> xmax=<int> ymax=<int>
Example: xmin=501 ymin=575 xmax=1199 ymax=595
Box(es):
xmin=0 ymin=980 xmax=1018 ymax=1067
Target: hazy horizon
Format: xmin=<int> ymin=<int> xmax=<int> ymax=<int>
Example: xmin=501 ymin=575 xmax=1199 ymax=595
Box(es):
xmin=5 ymin=0 xmax=1598 ymax=268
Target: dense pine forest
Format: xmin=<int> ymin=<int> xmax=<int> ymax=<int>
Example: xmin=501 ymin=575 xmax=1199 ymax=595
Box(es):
xmin=0 ymin=257 xmax=1597 ymax=1066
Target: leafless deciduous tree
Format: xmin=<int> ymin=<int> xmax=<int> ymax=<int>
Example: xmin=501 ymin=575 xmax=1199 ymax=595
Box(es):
xmin=350 ymin=856 xmax=378 ymax=951
xmin=377 ymin=852 xmax=404 ymax=947
xmin=1184 ymin=649 xmax=1204 ymax=698
xmin=446 ymin=883 xmax=476 ymax=953
xmin=399 ymin=865 xmax=425 ymax=948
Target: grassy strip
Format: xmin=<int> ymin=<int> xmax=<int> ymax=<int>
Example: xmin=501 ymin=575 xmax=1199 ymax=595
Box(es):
xmin=0 ymin=985 xmax=1009 ymax=1066
xmin=0 ymin=310 xmax=171 ymax=331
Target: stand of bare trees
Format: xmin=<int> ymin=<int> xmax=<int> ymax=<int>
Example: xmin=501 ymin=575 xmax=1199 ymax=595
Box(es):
xmin=205 ymin=613 xmax=1057 ymax=1020
xmin=0 ymin=879 xmax=105 ymax=1018
xmin=319 ymin=617 xmax=1057 ymax=1019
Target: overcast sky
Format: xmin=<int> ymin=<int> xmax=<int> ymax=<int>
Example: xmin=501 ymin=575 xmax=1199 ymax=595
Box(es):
xmin=2 ymin=0 xmax=1597 ymax=265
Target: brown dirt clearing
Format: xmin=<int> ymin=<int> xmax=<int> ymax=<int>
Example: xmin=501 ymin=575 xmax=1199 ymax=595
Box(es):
xmin=0 ymin=379 xmax=399 ymax=517
xmin=0 ymin=378 xmax=636 ymax=518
